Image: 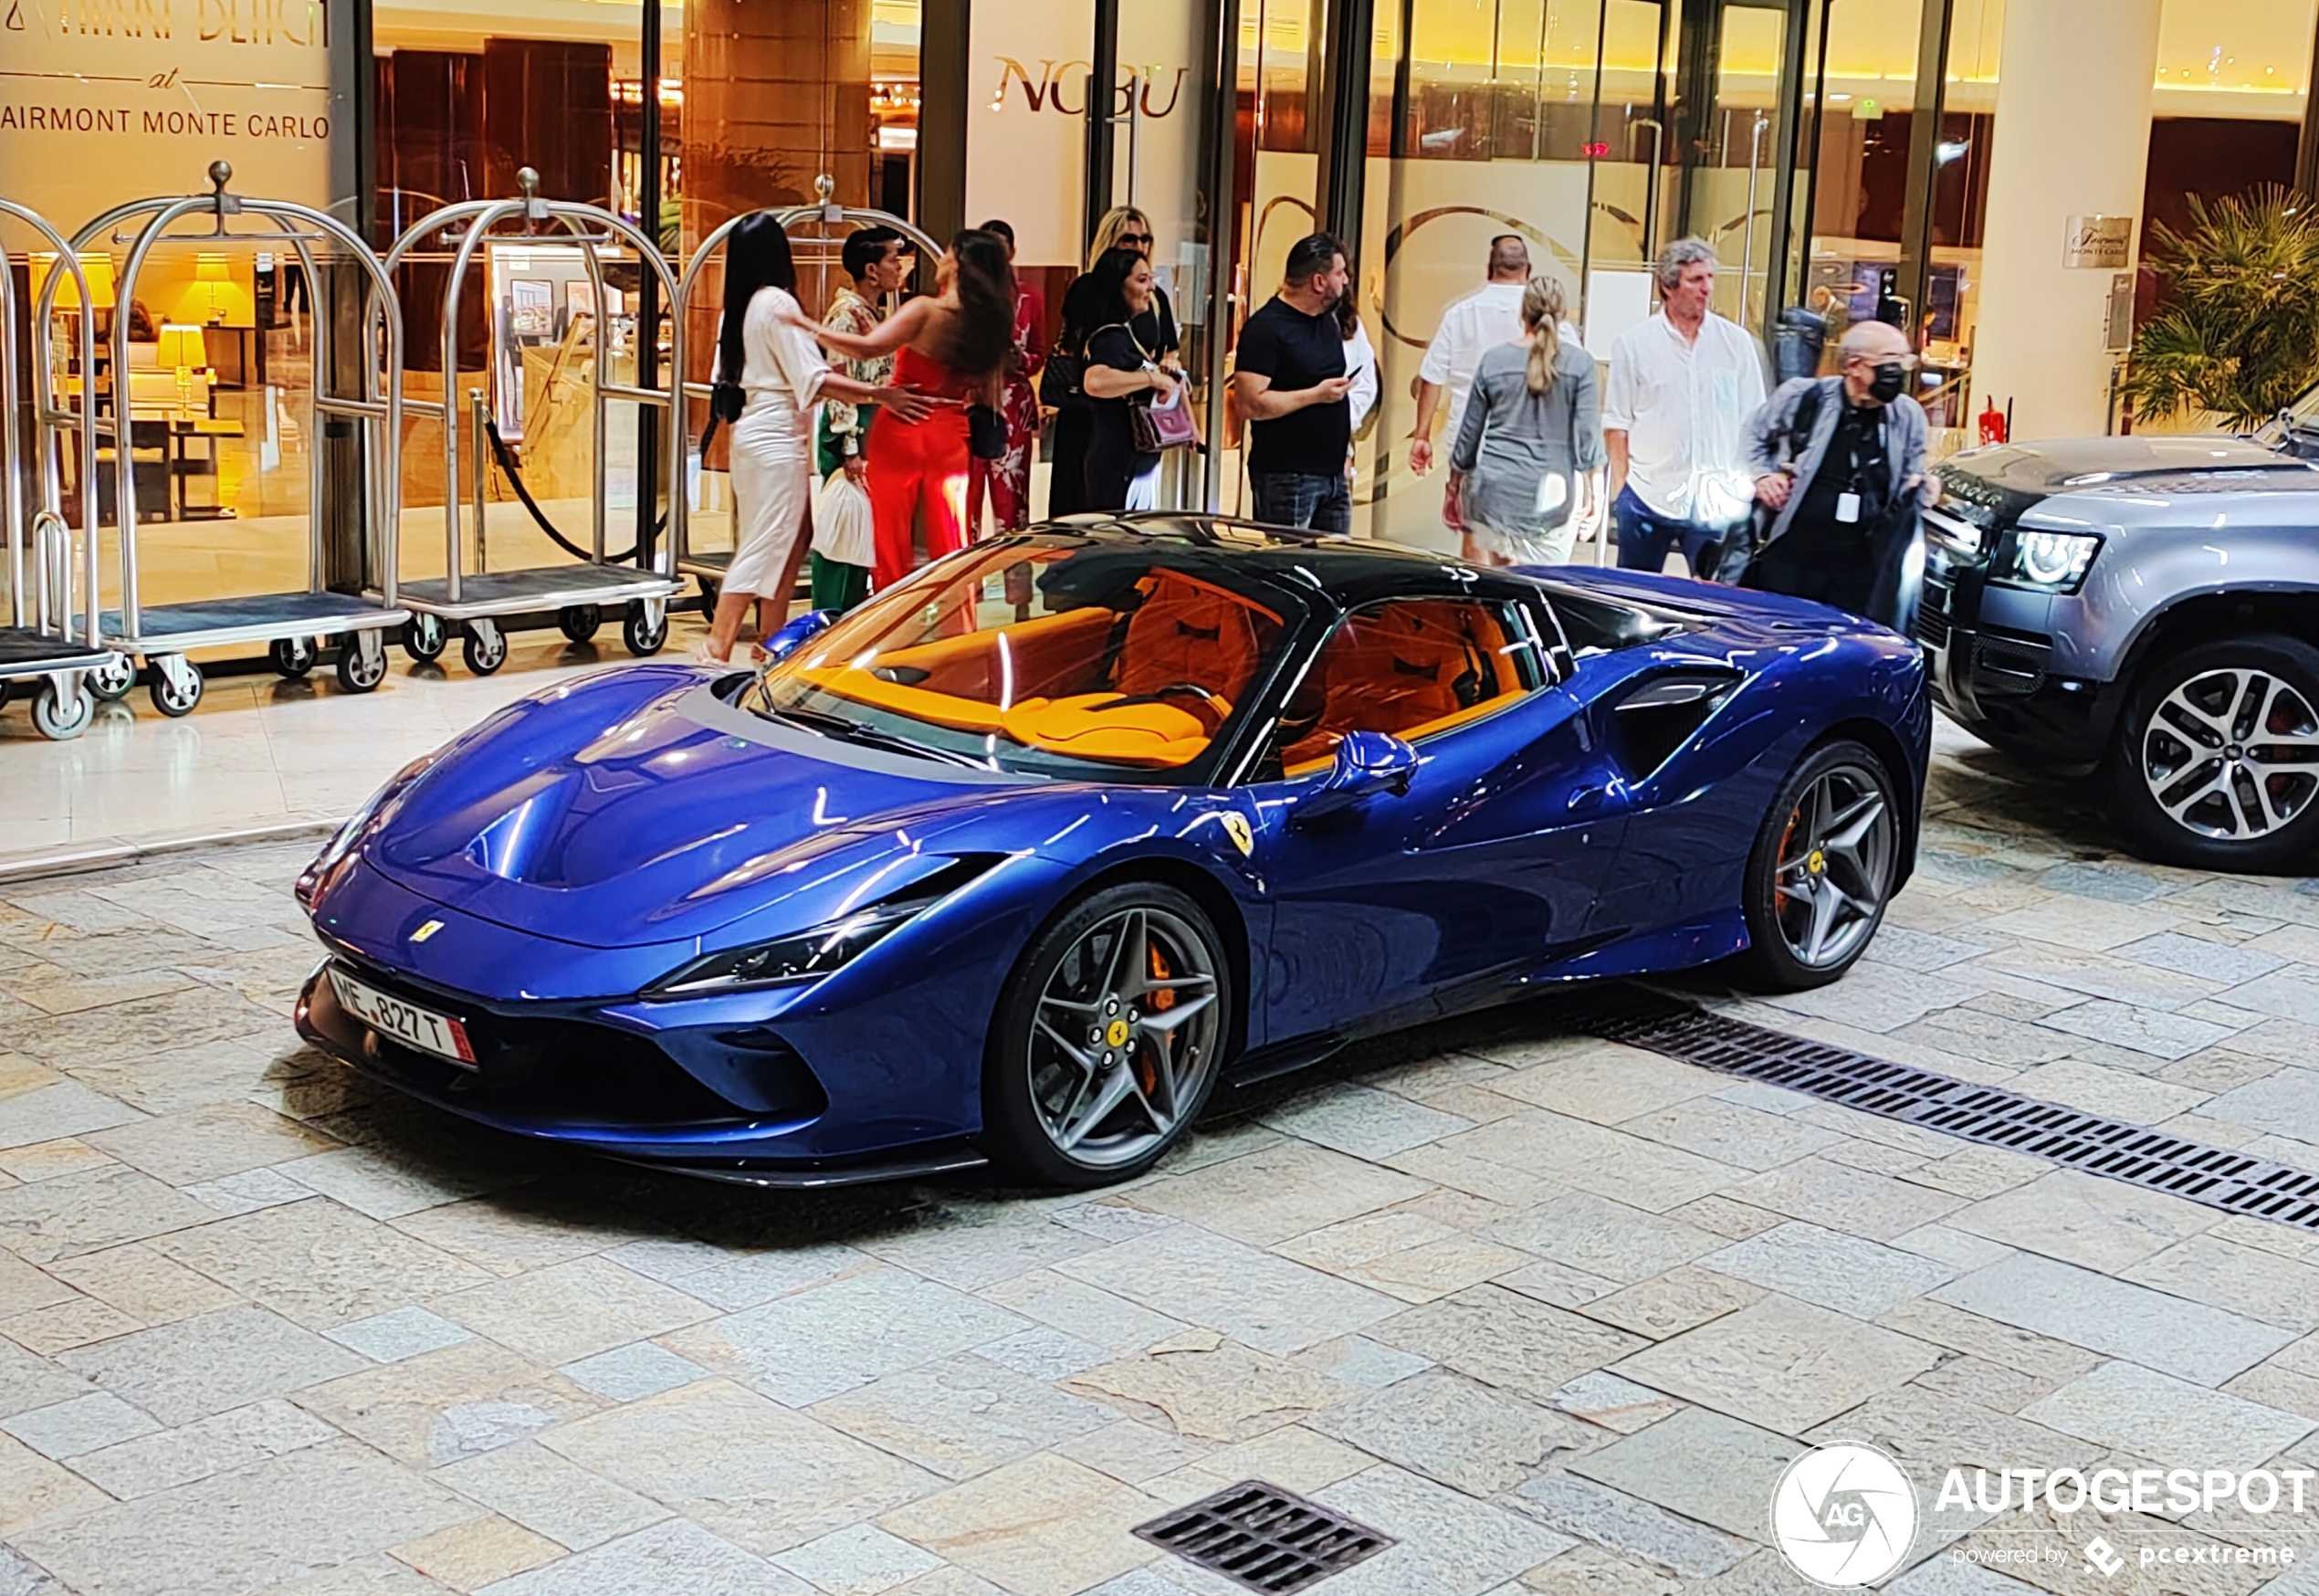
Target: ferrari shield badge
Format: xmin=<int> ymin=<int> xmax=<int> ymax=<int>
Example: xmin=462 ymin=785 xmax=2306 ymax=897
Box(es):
xmin=1219 ymin=813 xmax=1254 ymax=857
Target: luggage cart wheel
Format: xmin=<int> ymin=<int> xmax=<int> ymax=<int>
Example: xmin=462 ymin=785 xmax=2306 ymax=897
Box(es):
xmin=336 ymin=631 xmax=388 ymax=694
xmin=624 ymin=598 xmax=668 ymax=657
xmin=269 ymin=636 xmax=318 ymax=678
xmin=403 ymin=614 xmax=446 ymax=664
xmin=149 ymin=656 xmax=204 ymax=718
xmin=88 ymin=655 xmax=136 ymax=702
xmin=462 ymin=619 xmax=508 ymax=677
xmin=558 ymin=604 xmax=603 ymax=645
xmin=32 ymin=678 xmax=92 ymax=741
xmin=697 ymin=578 xmax=719 ymax=615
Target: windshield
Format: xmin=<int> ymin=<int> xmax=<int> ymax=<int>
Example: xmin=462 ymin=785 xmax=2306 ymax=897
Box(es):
xmin=744 ymin=536 xmax=1314 ymax=782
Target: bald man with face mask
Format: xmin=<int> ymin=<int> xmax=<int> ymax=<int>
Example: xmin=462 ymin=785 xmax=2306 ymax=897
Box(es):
xmin=1736 ymin=319 xmax=1936 ymax=630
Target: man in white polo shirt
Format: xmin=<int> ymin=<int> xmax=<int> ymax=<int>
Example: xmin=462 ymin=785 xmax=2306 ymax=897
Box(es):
xmin=1603 ymin=237 xmax=1766 ymax=580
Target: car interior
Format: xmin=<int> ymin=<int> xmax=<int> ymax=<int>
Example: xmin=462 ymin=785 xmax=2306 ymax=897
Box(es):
xmin=1274 ymin=598 xmax=1541 ymax=775
xmin=796 ymin=566 xmax=1288 ymax=767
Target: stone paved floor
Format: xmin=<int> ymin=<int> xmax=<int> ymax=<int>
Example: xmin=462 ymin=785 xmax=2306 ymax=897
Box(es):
xmin=1 ymin=725 xmax=2318 ymax=1595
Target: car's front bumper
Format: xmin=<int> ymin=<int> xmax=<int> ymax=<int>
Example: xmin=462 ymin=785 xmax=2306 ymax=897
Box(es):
xmin=1919 ymin=517 xmax=2117 ymax=767
xmin=294 ymin=958 xmax=990 ymax=1186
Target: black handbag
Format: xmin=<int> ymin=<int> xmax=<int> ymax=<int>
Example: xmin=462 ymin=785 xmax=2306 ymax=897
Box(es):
xmin=968 ymin=403 xmax=1007 ymax=461
xmin=1040 ymin=341 xmax=1086 ymax=411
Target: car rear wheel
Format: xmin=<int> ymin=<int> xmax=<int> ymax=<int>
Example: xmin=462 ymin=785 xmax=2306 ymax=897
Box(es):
xmin=983 ymin=882 xmax=1230 ymax=1188
xmin=2105 ymin=635 xmax=2319 ymax=873
xmin=1735 ymin=739 xmax=1899 ymax=992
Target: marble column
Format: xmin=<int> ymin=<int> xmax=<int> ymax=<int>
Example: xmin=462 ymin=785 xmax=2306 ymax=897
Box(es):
xmin=1968 ymin=0 xmax=2161 ymax=439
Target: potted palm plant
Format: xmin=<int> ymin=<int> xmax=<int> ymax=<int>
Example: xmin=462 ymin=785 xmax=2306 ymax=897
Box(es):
xmin=2122 ymin=184 xmax=2319 ymax=430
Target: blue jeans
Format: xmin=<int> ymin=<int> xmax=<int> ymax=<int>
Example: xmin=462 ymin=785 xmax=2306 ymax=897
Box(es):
xmin=1613 ymin=486 xmax=1735 ymax=580
xmin=1249 ymin=471 xmax=1352 ymax=534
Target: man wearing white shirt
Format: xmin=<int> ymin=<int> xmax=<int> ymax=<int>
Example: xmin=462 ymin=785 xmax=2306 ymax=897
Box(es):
xmin=1410 ymin=236 xmax=1587 ymax=558
xmin=1410 ymin=236 xmax=1530 ymax=481
xmin=1602 ymin=237 xmax=1768 ymax=579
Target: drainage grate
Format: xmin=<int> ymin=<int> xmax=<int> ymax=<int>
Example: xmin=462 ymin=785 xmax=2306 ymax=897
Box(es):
xmin=1594 ymin=998 xmax=2319 ymax=1233
xmin=1133 ymin=1480 xmax=1395 ymax=1594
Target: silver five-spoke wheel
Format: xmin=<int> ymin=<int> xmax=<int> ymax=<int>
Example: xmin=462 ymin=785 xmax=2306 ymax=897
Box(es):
xmin=1027 ymin=904 xmax=1222 ymax=1171
xmin=1739 ymin=740 xmax=1899 ymax=991
xmin=1773 ymin=761 xmax=1894 ymax=971
xmin=2142 ymin=667 xmax=2319 ymax=841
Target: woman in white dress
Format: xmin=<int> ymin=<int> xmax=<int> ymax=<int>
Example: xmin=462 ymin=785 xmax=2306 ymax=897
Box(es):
xmin=703 ymin=215 xmax=926 ymax=664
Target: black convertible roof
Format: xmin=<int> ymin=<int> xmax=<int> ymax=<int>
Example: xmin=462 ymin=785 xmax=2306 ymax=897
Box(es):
xmin=1015 ymin=512 xmax=1496 ymax=605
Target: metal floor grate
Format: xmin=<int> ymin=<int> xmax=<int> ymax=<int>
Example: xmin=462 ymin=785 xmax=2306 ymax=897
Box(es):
xmin=1593 ymin=997 xmax=2319 ymax=1232
xmin=1133 ymin=1480 xmax=1395 ymax=1594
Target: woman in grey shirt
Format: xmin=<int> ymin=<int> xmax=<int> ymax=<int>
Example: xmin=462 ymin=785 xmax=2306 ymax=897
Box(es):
xmin=1449 ymin=277 xmax=1606 ymax=564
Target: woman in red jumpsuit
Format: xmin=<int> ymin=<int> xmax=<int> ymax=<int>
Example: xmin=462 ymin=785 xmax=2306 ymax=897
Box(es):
xmin=796 ymin=231 xmax=1018 ymax=590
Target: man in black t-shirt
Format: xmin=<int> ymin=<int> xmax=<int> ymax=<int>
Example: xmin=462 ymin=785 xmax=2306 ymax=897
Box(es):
xmin=1233 ymin=233 xmax=1357 ymax=532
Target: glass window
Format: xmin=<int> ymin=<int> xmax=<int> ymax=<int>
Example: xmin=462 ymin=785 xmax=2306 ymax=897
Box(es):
xmin=1266 ymin=595 xmax=1545 ymax=774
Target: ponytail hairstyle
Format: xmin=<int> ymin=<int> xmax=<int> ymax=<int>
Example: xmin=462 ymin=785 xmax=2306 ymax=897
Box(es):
xmin=929 ymin=228 xmax=1018 ymax=382
xmin=1522 ymin=275 xmax=1567 ymax=396
xmin=719 ymin=212 xmax=797 ymax=384
xmin=1333 ymin=280 xmax=1360 ymax=341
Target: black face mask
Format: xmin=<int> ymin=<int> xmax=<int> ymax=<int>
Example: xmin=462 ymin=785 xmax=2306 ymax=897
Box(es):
xmin=1867 ymin=362 xmax=1907 ymax=404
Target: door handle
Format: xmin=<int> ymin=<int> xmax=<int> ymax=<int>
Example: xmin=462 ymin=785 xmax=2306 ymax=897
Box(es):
xmin=1568 ymin=785 xmax=1607 ymax=813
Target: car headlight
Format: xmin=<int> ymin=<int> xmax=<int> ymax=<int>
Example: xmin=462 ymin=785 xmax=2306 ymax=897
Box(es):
xmin=1990 ymin=528 xmax=2101 ymax=593
xmin=649 ymin=900 xmax=926 ymax=996
xmin=295 ymin=752 xmax=439 ymax=907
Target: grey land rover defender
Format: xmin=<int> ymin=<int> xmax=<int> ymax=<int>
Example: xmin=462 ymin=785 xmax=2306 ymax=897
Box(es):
xmin=1925 ymin=425 xmax=2319 ymax=873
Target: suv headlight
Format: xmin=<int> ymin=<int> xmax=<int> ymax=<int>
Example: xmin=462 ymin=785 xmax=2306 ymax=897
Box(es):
xmin=649 ymin=901 xmax=925 ymax=996
xmin=1990 ymin=528 xmax=2101 ymax=593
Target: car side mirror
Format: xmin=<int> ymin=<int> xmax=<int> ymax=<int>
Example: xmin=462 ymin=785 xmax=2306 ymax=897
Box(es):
xmin=1293 ymin=730 xmax=1418 ymax=825
xmin=761 ymin=609 xmax=835 ymax=664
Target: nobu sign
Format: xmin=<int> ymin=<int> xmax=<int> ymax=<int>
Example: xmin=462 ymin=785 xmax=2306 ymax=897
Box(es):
xmin=991 ymin=59 xmax=1188 ymax=119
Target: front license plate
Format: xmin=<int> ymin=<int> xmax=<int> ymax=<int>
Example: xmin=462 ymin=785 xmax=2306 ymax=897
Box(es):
xmin=330 ymin=967 xmax=477 ymax=1068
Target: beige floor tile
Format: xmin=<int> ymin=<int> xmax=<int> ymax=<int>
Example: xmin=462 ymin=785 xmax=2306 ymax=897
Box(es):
xmin=1 ymin=1294 xmax=144 ymax=1354
xmin=48 ymin=1241 xmax=246 ymax=1325
xmin=299 ymin=1338 xmax=608 ymax=1470
xmin=87 ymin=1100 xmax=340 ymax=1187
xmin=155 ymin=1198 xmax=494 ymax=1328
xmin=0 ymin=1134 xmax=124 ymax=1183
xmin=0 ymin=1427 xmax=110 ymax=1537
xmin=544 ymin=1380 xmax=939 ymax=1557
xmin=390 ymin=1514 xmax=563 ymax=1592
xmin=877 ymin=1452 xmax=1160 ymax=1596
xmin=1129 ymin=1139 xmax=1432 ymax=1247
xmin=1064 ymin=1335 xmax=1351 ymax=1443
xmin=1369 ymin=1285 xmax=1648 ymax=1403
xmin=1613 ymin=1295 xmax=1942 ymax=1433
xmin=433 ymin=1257 xmax=717 ymax=1368
xmin=1948 ymin=1168 xmax=2219 ymax=1274
xmin=1576 ymin=1265 xmax=1768 ymax=1341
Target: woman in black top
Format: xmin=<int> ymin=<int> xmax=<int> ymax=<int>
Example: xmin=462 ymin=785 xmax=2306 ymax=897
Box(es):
xmin=1049 ymin=206 xmax=1180 ymax=515
xmin=1075 ymin=247 xmax=1179 ymax=510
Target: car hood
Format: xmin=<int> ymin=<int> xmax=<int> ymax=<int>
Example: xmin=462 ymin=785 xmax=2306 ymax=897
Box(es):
xmin=362 ymin=667 xmax=1041 ymax=947
xmin=1941 ymin=436 xmax=2294 ymax=490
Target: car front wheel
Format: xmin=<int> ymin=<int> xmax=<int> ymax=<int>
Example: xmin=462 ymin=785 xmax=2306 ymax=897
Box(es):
xmin=2105 ymin=634 xmax=2319 ymax=872
xmin=983 ymin=882 xmax=1230 ymax=1188
xmin=1735 ymin=738 xmax=1900 ymax=992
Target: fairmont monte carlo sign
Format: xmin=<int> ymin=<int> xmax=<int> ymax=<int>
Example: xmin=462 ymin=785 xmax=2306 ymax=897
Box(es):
xmin=0 ymin=0 xmax=331 ymax=220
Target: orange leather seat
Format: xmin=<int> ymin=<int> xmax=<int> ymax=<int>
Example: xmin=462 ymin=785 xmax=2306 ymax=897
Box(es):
xmin=1282 ymin=600 xmax=1521 ymax=772
xmin=1114 ymin=571 xmax=1270 ymax=703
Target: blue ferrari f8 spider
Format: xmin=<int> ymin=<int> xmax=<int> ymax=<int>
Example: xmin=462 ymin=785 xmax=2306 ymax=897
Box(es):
xmin=295 ymin=518 xmax=1928 ymax=1188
